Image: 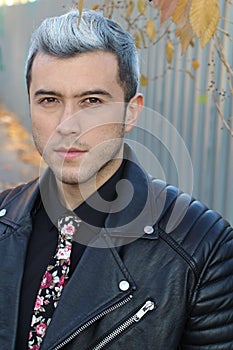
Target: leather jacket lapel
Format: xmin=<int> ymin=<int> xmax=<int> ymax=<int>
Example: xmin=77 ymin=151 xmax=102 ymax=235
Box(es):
xmin=41 ymin=243 xmax=136 ymax=350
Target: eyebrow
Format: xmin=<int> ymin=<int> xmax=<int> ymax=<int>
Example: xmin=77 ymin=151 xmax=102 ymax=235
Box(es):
xmin=79 ymin=90 xmax=113 ymax=99
xmin=34 ymin=89 xmax=113 ymax=99
xmin=34 ymin=89 xmax=62 ymax=98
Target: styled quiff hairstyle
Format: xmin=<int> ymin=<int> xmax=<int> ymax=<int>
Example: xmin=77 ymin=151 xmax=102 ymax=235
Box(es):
xmin=25 ymin=9 xmax=140 ymax=102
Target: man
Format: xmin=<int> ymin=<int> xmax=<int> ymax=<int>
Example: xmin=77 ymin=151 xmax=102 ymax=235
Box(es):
xmin=0 ymin=8 xmax=233 ymax=350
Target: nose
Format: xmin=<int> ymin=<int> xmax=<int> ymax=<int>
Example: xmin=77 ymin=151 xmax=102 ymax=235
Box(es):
xmin=56 ymin=105 xmax=81 ymax=135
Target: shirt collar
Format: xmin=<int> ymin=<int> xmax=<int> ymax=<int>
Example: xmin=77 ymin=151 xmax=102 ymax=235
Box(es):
xmin=36 ymin=160 xmax=125 ymax=231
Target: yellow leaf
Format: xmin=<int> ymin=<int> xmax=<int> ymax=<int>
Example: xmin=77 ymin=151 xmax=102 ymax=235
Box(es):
xmin=140 ymin=75 xmax=148 ymax=86
xmin=189 ymin=0 xmax=220 ymax=47
xmin=138 ymin=0 xmax=146 ymax=15
xmin=146 ymin=19 xmax=156 ymax=41
xmin=192 ymin=59 xmax=200 ymax=70
xmin=172 ymin=0 xmax=191 ymax=28
xmin=160 ymin=0 xmax=179 ymax=24
xmin=175 ymin=20 xmax=194 ymax=54
xmin=165 ymin=40 xmax=174 ymax=64
xmin=126 ymin=0 xmax=135 ymax=18
xmin=134 ymin=32 xmax=141 ymax=49
xmin=92 ymin=4 xmax=100 ymax=10
xmin=77 ymin=0 xmax=85 ymax=25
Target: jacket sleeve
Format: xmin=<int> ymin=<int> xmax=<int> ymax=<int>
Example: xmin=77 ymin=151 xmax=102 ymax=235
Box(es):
xmin=180 ymin=218 xmax=233 ymax=349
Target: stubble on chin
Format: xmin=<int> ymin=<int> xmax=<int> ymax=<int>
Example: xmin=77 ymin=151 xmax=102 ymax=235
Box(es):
xmin=56 ymin=142 xmax=124 ymax=186
xmin=34 ymin=121 xmax=125 ymax=186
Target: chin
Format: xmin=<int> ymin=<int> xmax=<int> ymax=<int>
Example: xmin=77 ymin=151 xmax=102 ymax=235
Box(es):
xmin=54 ymin=169 xmax=97 ymax=185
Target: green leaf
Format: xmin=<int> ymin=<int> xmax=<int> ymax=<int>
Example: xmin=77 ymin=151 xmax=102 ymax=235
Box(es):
xmin=197 ymin=94 xmax=208 ymax=104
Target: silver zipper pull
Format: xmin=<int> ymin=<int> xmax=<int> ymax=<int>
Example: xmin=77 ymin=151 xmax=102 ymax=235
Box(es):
xmin=133 ymin=300 xmax=155 ymax=322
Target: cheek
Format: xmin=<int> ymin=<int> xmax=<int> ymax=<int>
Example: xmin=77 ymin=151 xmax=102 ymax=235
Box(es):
xmin=84 ymin=124 xmax=124 ymax=143
xmin=31 ymin=113 xmax=57 ymax=141
xmin=32 ymin=119 xmax=51 ymax=139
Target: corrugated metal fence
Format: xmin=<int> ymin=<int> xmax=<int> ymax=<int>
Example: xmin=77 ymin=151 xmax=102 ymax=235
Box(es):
xmin=127 ymin=1 xmax=233 ymax=224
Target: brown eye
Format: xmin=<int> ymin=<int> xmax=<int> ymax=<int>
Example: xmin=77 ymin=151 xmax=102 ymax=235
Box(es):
xmin=42 ymin=97 xmax=57 ymax=103
xmin=38 ymin=97 xmax=59 ymax=108
xmin=85 ymin=97 xmax=101 ymax=104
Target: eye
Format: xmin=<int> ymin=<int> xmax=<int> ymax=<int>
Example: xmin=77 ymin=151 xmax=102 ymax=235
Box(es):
xmin=81 ymin=97 xmax=102 ymax=107
xmin=39 ymin=97 xmax=59 ymax=106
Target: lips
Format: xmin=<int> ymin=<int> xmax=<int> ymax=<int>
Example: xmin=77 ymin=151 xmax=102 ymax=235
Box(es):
xmin=55 ymin=147 xmax=87 ymax=160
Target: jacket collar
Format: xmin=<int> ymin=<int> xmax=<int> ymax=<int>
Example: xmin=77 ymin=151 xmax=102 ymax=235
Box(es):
xmin=101 ymin=144 xmax=164 ymax=242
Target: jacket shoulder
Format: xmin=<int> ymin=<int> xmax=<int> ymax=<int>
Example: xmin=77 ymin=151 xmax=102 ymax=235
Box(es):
xmin=0 ymin=179 xmax=39 ymax=223
xmin=151 ymin=178 xmax=232 ymax=270
xmin=151 ymin=178 xmax=230 ymax=236
xmin=0 ymin=179 xmax=38 ymax=205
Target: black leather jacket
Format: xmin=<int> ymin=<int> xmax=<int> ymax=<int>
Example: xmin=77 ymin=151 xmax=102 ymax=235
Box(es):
xmin=0 ymin=146 xmax=233 ymax=350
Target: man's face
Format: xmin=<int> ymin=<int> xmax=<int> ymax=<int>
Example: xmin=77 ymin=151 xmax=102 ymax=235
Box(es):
xmin=29 ymin=51 xmax=133 ymax=185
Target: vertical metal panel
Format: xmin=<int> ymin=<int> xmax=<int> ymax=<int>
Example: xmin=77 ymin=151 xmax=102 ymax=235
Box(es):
xmin=131 ymin=1 xmax=233 ymax=224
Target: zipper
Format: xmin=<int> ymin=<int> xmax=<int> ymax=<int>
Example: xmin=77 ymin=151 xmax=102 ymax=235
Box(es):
xmin=91 ymin=300 xmax=155 ymax=350
xmin=52 ymin=294 xmax=133 ymax=350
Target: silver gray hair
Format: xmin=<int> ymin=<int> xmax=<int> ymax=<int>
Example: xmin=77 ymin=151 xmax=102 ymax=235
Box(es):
xmin=26 ymin=9 xmax=140 ymax=102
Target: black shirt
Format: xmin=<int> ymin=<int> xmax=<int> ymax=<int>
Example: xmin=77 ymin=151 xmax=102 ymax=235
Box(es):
xmin=16 ymin=162 xmax=124 ymax=349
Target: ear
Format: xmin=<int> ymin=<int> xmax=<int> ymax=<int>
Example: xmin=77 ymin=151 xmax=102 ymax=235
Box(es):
xmin=125 ymin=93 xmax=144 ymax=133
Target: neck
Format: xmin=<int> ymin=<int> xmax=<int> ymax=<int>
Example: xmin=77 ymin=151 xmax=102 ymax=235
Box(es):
xmin=55 ymin=158 xmax=123 ymax=210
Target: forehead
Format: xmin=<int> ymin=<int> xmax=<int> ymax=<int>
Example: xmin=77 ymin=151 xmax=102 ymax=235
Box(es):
xmin=31 ymin=51 xmax=118 ymax=81
xmin=29 ymin=51 xmax=124 ymax=97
